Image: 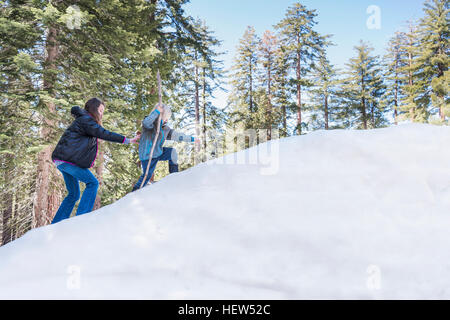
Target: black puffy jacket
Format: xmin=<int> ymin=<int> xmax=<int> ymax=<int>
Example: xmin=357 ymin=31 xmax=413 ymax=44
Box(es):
xmin=52 ymin=106 xmax=125 ymax=168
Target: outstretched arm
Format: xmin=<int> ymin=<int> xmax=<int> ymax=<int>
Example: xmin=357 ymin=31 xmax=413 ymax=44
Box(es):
xmin=81 ymin=116 xmax=140 ymax=144
xmin=81 ymin=116 xmax=126 ymax=143
xmin=123 ymin=134 xmax=141 ymax=145
xmin=166 ymin=127 xmax=195 ymax=143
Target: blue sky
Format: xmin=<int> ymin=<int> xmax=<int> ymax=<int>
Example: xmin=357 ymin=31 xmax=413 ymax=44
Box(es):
xmin=184 ymin=0 xmax=427 ymax=108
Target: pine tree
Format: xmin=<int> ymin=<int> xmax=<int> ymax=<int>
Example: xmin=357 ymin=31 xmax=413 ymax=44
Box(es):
xmin=275 ymin=2 xmax=330 ymax=134
xmin=368 ymin=65 xmax=387 ymax=128
xmin=1 ymin=0 xmax=61 ymax=233
xmin=33 ymin=1 xmax=63 ymax=228
xmin=307 ymin=53 xmax=339 ymax=130
xmin=399 ymin=22 xmax=428 ymax=122
xmin=258 ymin=30 xmax=278 ymax=140
xmin=198 ymin=24 xmax=226 ymax=160
xmin=339 ymin=41 xmax=387 ymax=129
xmin=228 ymin=26 xmax=260 ymax=130
xmin=418 ymin=0 xmax=449 ymax=122
xmin=384 ymin=32 xmax=408 ymax=125
xmin=272 ymin=44 xmax=292 ymax=137
xmin=193 ymin=20 xmax=225 ymax=159
xmin=165 ymin=19 xmax=225 ymax=165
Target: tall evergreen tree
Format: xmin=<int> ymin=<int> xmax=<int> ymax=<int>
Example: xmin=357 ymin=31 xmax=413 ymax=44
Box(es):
xmin=33 ymin=1 xmax=62 ymax=228
xmin=339 ymin=41 xmax=387 ymax=129
xmin=272 ymin=44 xmax=292 ymax=137
xmin=418 ymin=0 xmax=449 ymax=122
xmin=259 ymin=30 xmax=278 ymax=140
xmin=168 ymin=19 xmax=225 ymax=164
xmin=399 ymin=22 xmax=428 ymax=122
xmin=307 ymin=53 xmax=339 ymax=130
xmin=384 ymin=32 xmax=408 ymax=125
xmin=275 ymin=2 xmax=329 ymax=134
xmin=198 ymin=26 xmax=226 ymax=159
xmin=228 ymin=26 xmax=260 ymax=130
xmin=1 ymin=0 xmax=43 ymax=242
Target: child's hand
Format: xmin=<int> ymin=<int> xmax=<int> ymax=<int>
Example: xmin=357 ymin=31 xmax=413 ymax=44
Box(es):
xmin=156 ymin=103 xmax=164 ymax=113
xmin=130 ymin=134 xmax=141 ymax=144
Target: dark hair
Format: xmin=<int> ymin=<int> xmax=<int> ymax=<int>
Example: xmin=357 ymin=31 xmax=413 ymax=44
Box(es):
xmin=84 ymin=98 xmax=103 ymax=124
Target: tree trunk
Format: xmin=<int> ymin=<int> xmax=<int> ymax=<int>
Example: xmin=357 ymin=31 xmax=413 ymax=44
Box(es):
xmin=281 ymin=79 xmax=287 ymax=136
xmin=407 ymin=50 xmax=416 ymax=121
xmin=267 ymin=54 xmax=272 ymax=140
xmin=408 ymin=51 xmax=415 ymax=121
xmin=361 ymin=74 xmax=367 ymax=130
xmin=371 ymin=102 xmax=375 ymax=128
xmin=1 ymin=188 xmax=13 ymax=246
xmin=394 ymin=60 xmax=399 ymax=126
xmin=202 ymin=68 xmax=207 ymax=153
xmin=324 ymin=93 xmax=329 ymax=130
xmin=362 ymin=97 xmax=367 ymax=129
xmin=34 ymin=148 xmax=53 ymax=227
xmin=407 ymin=25 xmax=416 ymax=121
xmin=93 ymin=141 xmax=104 ymax=210
xmin=1 ymin=154 xmax=13 ymax=245
xmin=249 ymin=58 xmax=253 ymax=115
xmin=438 ymin=63 xmax=445 ymax=121
xmin=33 ymin=25 xmax=59 ymax=228
xmin=394 ymin=46 xmax=399 ymax=125
xmin=394 ymin=82 xmax=399 ymax=125
xmin=296 ymin=45 xmax=302 ymax=134
xmin=47 ymin=176 xmax=62 ymax=221
xmin=150 ymin=0 xmax=157 ymax=22
xmin=194 ymin=51 xmax=200 ymax=153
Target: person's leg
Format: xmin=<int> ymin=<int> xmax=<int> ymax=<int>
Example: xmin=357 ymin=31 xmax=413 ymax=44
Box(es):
xmin=57 ymin=164 xmax=99 ymax=216
xmin=160 ymin=147 xmax=179 ymax=173
xmin=132 ymin=158 xmax=159 ymax=191
xmin=52 ymin=165 xmax=80 ymax=224
xmin=74 ymin=168 xmax=99 ymax=216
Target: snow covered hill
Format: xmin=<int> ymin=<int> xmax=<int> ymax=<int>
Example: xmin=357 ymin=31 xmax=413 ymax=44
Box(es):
xmin=1 ymin=124 xmax=449 ymax=299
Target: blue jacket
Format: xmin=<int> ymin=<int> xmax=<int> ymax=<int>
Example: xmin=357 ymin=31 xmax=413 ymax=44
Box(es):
xmin=139 ymin=109 xmax=195 ymax=161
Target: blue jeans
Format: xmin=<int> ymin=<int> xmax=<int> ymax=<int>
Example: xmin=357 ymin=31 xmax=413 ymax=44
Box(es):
xmin=132 ymin=147 xmax=178 ymax=191
xmin=51 ymin=163 xmax=99 ymax=224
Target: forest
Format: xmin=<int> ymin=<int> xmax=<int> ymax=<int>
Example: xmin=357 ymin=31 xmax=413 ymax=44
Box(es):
xmin=0 ymin=0 xmax=448 ymax=246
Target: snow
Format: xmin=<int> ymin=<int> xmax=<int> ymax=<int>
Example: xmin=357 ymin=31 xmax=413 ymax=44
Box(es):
xmin=0 ymin=124 xmax=450 ymax=299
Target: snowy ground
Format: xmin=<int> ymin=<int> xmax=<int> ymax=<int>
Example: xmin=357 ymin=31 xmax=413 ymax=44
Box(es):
xmin=0 ymin=124 xmax=449 ymax=299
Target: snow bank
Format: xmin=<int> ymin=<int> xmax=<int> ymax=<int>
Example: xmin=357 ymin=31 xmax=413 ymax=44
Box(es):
xmin=0 ymin=124 xmax=449 ymax=299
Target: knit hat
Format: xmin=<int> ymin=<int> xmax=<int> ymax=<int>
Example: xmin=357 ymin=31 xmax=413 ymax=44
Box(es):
xmin=162 ymin=104 xmax=172 ymax=122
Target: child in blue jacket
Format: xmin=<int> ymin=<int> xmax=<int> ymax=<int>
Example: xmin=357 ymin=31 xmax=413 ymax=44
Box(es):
xmin=132 ymin=103 xmax=198 ymax=191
